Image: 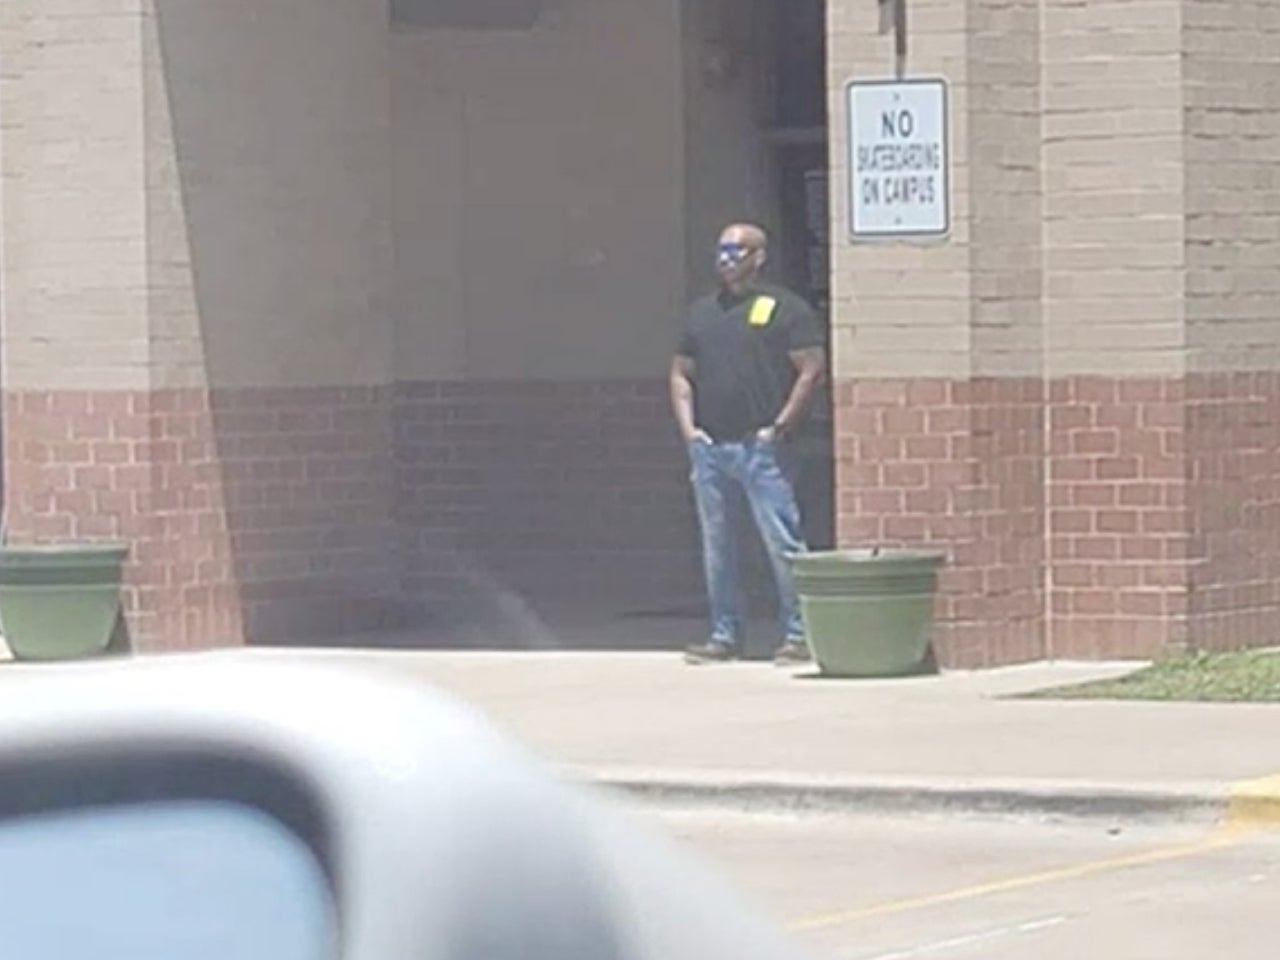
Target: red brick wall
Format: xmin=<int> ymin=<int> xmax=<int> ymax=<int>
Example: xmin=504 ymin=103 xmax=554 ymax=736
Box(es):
xmin=1187 ymin=371 xmax=1280 ymax=651
xmin=3 ymin=378 xmax=780 ymax=651
xmin=837 ymin=373 xmax=1280 ymax=665
xmin=3 ymin=386 xmax=396 ymax=651
xmin=835 ymin=378 xmax=1046 ymax=668
xmin=1046 ymin=377 xmax=1190 ymax=658
xmin=393 ymin=380 xmax=705 ymax=617
xmin=3 ymin=389 xmax=242 ymax=651
xmin=10 ymin=374 xmax=1273 ymax=661
xmin=208 ymin=386 xmax=398 ymax=642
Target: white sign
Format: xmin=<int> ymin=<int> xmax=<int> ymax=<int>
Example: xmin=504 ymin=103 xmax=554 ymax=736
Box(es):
xmin=847 ymin=78 xmax=950 ymax=239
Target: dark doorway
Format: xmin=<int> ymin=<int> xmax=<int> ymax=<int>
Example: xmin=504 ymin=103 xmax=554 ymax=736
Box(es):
xmin=765 ymin=0 xmax=833 ymax=551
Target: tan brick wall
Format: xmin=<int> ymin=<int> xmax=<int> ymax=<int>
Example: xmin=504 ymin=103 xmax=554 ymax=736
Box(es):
xmin=390 ymin=0 xmax=686 ymax=382
xmin=826 ymin=0 xmax=1280 ymax=663
xmin=8 ymin=0 xmax=1279 ymax=658
xmin=967 ymin=0 xmax=1042 ymax=379
xmin=1041 ymin=0 xmax=1186 ymax=378
xmin=1 ymin=1 xmax=399 ymax=651
xmin=3 ymin=0 xmax=395 ymax=393
xmin=827 ymin=0 xmax=972 ymax=381
xmin=1183 ymin=0 xmax=1280 ymax=372
xmin=147 ymin=0 xmax=394 ymax=390
xmin=1179 ymin=0 xmax=1280 ymax=645
xmin=1 ymin=0 xmax=151 ymax=392
xmin=143 ymin=6 xmax=203 ymax=391
xmin=829 ymin=0 xmax=1195 ymax=380
xmin=828 ymin=0 xmax=1049 ymax=665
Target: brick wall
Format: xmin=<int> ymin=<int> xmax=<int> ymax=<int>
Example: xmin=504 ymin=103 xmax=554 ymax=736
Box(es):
xmin=1046 ymin=377 xmax=1189 ymax=658
xmin=825 ymin=0 xmax=973 ymax=385
xmin=835 ymin=379 xmax=1046 ymax=668
xmin=967 ymin=0 xmax=1044 ymax=383
xmin=209 ymin=386 xmax=397 ymax=643
xmin=3 ymin=386 xmax=396 ymax=651
xmin=3 ymin=390 xmax=242 ymax=651
xmin=0 ymin=0 xmax=153 ymax=396
xmin=1041 ymin=0 xmax=1186 ymax=380
xmin=394 ymin=380 xmax=705 ymax=619
xmin=1180 ymin=2 xmax=1280 ymax=650
xmin=1184 ymin=0 xmax=1280 ymax=371
xmin=837 ymin=375 xmax=1189 ymax=666
xmin=838 ymin=372 xmax=1280 ymax=664
xmin=1 ymin=377 xmax=817 ymax=651
xmin=2 ymin=0 xmax=399 ymax=651
xmin=149 ymin=0 xmax=395 ymax=391
xmin=12 ymin=375 xmax=1275 ymax=661
xmin=1187 ymin=372 xmax=1280 ymax=651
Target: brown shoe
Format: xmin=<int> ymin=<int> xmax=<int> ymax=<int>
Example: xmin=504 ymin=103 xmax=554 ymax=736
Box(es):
xmin=773 ymin=640 xmax=812 ymax=666
xmin=684 ymin=641 xmax=738 ymax=665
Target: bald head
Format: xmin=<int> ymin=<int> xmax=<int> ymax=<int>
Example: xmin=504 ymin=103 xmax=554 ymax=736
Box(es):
xmin=715 ymin=222 xmax=768 ymax=292
xmin=719 ymin=223 xmax=768 ymax=251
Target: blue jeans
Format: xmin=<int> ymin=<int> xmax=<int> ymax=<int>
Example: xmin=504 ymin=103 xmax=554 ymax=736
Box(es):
xmin=688 ymin=436 xmax=807 ymax=649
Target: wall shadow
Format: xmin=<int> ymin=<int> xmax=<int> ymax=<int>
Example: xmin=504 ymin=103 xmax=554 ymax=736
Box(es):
xmin=150 ymin=0 xmax=820 ymax=652
xmin=153 ymin=0 xmax=405 ymax=648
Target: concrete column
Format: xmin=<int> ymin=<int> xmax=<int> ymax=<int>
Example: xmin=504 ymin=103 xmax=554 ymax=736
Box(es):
xmin=1 ymin=0 xmax=396 ymax=650
xmin=827 ymin=0 xmax=1047 ymax=667
xmin=829 ymin=0 xmax=1280 ymax=663
xmin=1040 ymin=0 xmax=1190 ymax=659
xmin=0 ymin=0 xmax=220 ymax=651
xmin=1181 ymin=0 xmax=1280 ymax=652
xmin=1040 ymin=0 xmax=1280 ymax=660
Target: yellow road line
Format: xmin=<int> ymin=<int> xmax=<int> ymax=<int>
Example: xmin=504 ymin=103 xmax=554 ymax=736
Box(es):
xmin=789 ymin=827 xmax=1249 ymax=933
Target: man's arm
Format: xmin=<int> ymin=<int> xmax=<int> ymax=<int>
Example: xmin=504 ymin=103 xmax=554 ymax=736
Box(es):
xmin=771 ymin=346 xmax=826 ymax=435
xmin=669 ymin=355 xmax=707 ymax=444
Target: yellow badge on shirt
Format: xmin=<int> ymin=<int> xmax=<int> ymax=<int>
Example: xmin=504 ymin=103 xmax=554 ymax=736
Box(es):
xmin=748 ymin=295 xmax=778 ymax=327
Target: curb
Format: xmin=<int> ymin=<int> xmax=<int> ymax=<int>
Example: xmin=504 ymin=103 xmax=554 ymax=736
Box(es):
xmin=576 ymin=768 xmax=1242 ymax=826
xmin=1229 ymin=775 xmax=1280 ymax=828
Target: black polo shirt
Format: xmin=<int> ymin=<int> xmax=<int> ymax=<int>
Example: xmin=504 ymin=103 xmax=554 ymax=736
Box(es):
xmin=676 ymin=282 xmax=824 ymax=442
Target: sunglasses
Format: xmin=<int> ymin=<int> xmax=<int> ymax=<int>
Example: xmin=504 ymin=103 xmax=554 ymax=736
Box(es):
xmin=717 ymin=243 xmax=756 ymax=267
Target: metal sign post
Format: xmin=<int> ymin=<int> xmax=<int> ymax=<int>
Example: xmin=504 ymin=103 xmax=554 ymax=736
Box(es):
xmin=878 ymin=0 xmax=908 ymax=78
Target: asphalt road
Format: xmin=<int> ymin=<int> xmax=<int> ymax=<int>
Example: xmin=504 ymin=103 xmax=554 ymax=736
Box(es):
xmin=646 ymin=807 xmax=1280 ymax=959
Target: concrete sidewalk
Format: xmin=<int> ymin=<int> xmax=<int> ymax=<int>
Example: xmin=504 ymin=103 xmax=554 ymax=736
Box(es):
xmin=232 ymin=649 xmax=1280 ymax=825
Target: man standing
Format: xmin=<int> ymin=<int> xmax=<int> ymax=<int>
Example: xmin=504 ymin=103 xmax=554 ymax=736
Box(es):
xmin=670 ymin=223 xmax=826 ymax=665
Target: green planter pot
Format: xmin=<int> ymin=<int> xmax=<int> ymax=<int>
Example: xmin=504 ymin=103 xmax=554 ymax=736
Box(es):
xmin=788 ymin=548 xmax=946 ymax=678
xmin=0 ymin=544 xmax=129 ymax=662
